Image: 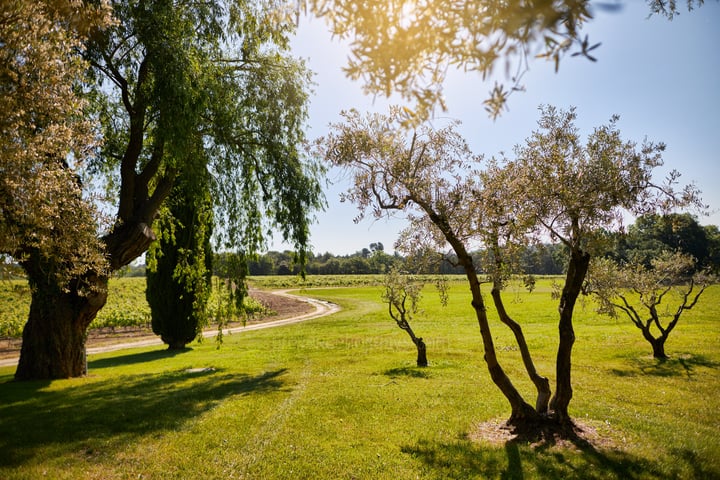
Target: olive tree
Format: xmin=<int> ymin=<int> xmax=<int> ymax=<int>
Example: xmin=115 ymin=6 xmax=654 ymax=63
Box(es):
xmin=477 ymin=159 xmax=553 ymax=414
xmin=319 ymin=105 xmax=701 ymax=429
xmin=506 ymin=105 xmax=703 ymax=421
xmin=587 ymin=252 xmax=714 ymax=359
xmin=382 ymin=267 xmax=428 ymax=367
xmin=320 ymin=107 xmax=544 ymax=425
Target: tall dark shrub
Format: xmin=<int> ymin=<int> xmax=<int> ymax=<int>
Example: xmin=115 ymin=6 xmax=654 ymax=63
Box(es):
xmin=146 ymin=177 xmax=213 ymax=350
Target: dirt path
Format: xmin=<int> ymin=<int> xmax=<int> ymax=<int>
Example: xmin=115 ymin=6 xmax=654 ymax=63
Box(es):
xmin=0 ymin=290 xmax=339 ymax=368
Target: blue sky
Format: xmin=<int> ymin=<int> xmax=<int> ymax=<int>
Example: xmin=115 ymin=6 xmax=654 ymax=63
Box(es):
xmin=284 ymin=1 xmax=720 ymax=255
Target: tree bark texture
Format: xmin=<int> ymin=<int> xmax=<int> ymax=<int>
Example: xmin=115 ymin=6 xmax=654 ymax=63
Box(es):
xmin=398 ymin=318 xmax=428 ymax=367
xmin=15 ymin=221 xmax=156 ymax=380
xmin=104 ymin=221 xmax=157 ymax=271
xmin=15 ymin=258 xmax=108 ymax=380
xmin=649 ymin=335 xmax=668 ymax=360
xmin=490 ymin=287 xmax=552 ymax=414
xmin=459 ymin=252 xmax=537 ymax=423
xmin=421 ymin=206 xmax=538 ymax=424
xmin=413 ymin=337 xmax=428 ymax=367
xmin=550 ymin=248 xmax=590 ymax=423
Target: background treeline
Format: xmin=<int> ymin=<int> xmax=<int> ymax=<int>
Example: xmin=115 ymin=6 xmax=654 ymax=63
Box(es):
xmin=209 ymin=213 xmax=720 ymax=277
xmin=114 ymin=213 xmax=720 ymax=278
xmin=212 ymin=243 xmax=567 ymax=277
xmin=3 ymin=213 xmax=718 ymax=339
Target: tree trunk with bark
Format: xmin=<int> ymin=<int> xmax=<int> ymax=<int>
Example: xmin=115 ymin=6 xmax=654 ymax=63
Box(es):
xmin=456 ymin=246 xmax=537 ymax=423
xmin=490 ymin=287 xmax=552 ymax=414
xmin=487 ymin=237 xmax=551 ymax=413
xmin=550 ymin=248 xmax=590 ymax=423
xmin=394 ymin=308 xmax=429 ymax=367
xmin=414 ymin=337 xmax=428 ymax=367
xmin=421 ymin=206 xmax=538 ymax=424
xmin=650 ymin=337 xmax=668 ymax=359
xmin=401 ymin=324 xmax=428 ymax=367
xmin=14 ymin=221 xmax=156 ymax=380
xmin=15 ymin=257 xmax=109 ymax=380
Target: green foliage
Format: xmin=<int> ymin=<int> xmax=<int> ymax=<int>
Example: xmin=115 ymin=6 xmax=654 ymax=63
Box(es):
xmin=0 ymin=283 xmax=28 ymax=338
xmin=246 ymin=273 xmax=468 ymax=290
xmin=207 ymin=280 xmax=268 ymax=324
xmin=86 ymin=0 xmax=324 ymax=267
xmin=382 ymin=267 xmax=424 ymax=318
xmin=90 ymin=278 xmax=151 ymax=331
xmin=382 ymin=267 xmax=429 ymax=366
xmin=319 ymin=105 xmax=707 ymax=422
xmin=305 ymin=0 xmax=712 ymax=123
xmin=308 ymin=0 xmax=598 ymax=120
xmin=619 ymin=213 xmax=717 ymax=272
xmin=0 ymin=277 xmax=270 ymax=339
xmin=8 ymin=0 xmax=324 ymax=380
xmin=0 ymin=279 xmax=152 ymax=337
xmin=587 ymin=251 xmax=716 ymax=358
xmin=647 ymin=0 xmax=707 ymax=18
xmin=229 ymin=247 xmax=404 ymax=276
xmin=146 ymin=173 xmax=214 ymax=349
xmin=1 ymin=281 xmax=719 ymax=478
xmin=306 ymin=0 xmax=709 ymax=121
xmin=0 ymin=0 xmax=111 ymax=281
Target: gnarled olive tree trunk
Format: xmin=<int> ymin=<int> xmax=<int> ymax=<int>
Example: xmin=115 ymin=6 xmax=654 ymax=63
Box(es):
xmin=550 ymin=248 xmax=590 ymax=423
xmin=401 ymin=325 xmax=428 ymax=367
xmin=429 ymin=212 xmax=538 ymax=424
xmin=490 ymin=287 xmax=552 ymax=414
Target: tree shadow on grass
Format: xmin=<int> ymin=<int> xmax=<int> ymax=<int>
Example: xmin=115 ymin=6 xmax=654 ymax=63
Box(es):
xmin=610 ymin=353 xmax=719 ymax=378
xmin=384 ymin=366 xmax=431 ymax=379
xmin=89 ymin=347 xmax=190 ymax=369
xmin=402 ymin=439 xmax=720 ymax=480
xmin=0 ymin=367 xmax=289 ymax=468
xmin=401 ymin=426 xmax=718 ymax=480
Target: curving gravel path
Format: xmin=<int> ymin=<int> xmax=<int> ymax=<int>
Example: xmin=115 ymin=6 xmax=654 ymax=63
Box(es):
xmin=0 ymin=290 xmax=339 ymax=369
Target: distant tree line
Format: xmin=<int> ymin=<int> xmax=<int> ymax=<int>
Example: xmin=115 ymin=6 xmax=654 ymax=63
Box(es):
xmin=208 ymin=213 xmax=719 ymax=277
xmin=611 ymin=213 xmax=720 ymax=273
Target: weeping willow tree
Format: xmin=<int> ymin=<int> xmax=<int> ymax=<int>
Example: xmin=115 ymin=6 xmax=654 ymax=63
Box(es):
xmin=12 ymin=0 xmax=324 ymax=380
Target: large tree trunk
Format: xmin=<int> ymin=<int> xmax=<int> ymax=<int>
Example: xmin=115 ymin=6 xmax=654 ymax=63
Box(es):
xmin=650 ymin=338 xmax=668 ymax=360
xmin=15 ymin=260 xmax=108 ymax=380
xmin=14 ymin=221 xmax=156 ymax=380
xmin=550 ymin=248 xmax=590 ymax=423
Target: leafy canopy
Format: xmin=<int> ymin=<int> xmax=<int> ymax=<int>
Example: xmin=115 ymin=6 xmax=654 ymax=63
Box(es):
xmin=305 ymin=0 xmax=708 ymax=120
xmin=87 ymin=0 xmax=324 ymax=268
xmin=0 ymin=0 xmax=112 ymax=281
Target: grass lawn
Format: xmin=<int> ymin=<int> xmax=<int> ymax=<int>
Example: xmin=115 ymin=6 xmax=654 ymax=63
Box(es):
xmin=0 ymin=279 xmax=718 ymax=479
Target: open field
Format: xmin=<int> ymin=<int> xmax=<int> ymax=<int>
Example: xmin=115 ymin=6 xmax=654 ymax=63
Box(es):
xmin=1 ymin=278 xmax=718 ymax=479
xmin=0 ymin=276 xmax=278 ymax=341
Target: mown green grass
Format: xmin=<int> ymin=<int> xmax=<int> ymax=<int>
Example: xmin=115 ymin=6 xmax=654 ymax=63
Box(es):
xmin=0 ymin=279 xmax=718 ymax=479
